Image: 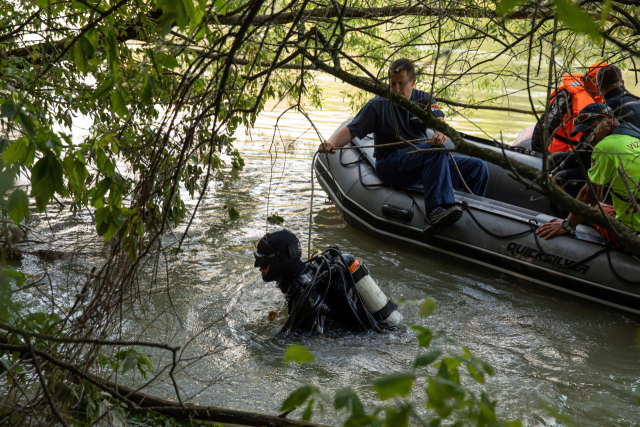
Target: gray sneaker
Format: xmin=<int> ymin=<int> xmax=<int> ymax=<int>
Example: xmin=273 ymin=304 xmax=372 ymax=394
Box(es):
xmin=423 ymin=205 xmax=463 ymax=234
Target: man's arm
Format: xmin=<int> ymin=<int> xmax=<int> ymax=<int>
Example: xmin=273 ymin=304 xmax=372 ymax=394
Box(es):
xmin=318 ymin=126 xmax=355 ymax=154
xmin=319 ymin=100 xmax=378 ymax=153
xmin=536 ymin=181 xmax=604 ymax=239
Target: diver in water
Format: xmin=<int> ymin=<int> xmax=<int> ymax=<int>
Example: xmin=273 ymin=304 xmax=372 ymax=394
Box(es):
xmin=253 ymin=229 xmax=402 ymax=335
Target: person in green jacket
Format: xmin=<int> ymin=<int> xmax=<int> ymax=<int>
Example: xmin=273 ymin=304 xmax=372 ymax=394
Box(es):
xmin=537 ymin=103 xmax=640 ymax=247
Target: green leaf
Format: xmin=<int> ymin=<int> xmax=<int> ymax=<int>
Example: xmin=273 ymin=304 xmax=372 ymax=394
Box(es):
xmin=3 ymin=138 xmax=29 ymax=164
xmin=334 ymin=387 xmax=356 ymax=409
xmin=110 ymin=406 xmax=127 ymax=427
xmin=121 ymin=352 xmax=138 ymax=373
xmin=190 ymin=5 xmax=205 ymax=29
xmin=35 ymin=0 xmax=51 ymax=8
xmin=0 ymin=102 xmax=17 ymax=118
xmin=73 ymin=41 xmax=88 ymax=73
xmin=284 ymin=344 xmax=315 ymax=364
xmin=3 ymin=266 xmax=26 ymax=288
xmin=554 ymin=0 xmax=600 ymax=39
xmin=214 ymin=0 xmax=227 ymax=13
xmin=414 ymin=350 xmax=442 ymax=367
xmin=373 ymin=372 xmax=415 ymax=400
xmin=302 ymin=399 xmax=314 ymax=422
xmin=96 ymin=147 xmax=114 ymax=178
xmin=600 ymin=0 xmax=613 ymax=25
xmin=106 ymin=27 xmax=120 ymax=72
xmin=176 ymin=0 xmax=194 ymax=29
xmin=111 ymin=87 xmax=129 ymax=118
xmin=16 ymin=110 xmax=35 ymax=135
xmin=30 ymin=151 xmax=66 ymax=211
xmin=91 ymin=77 xmax=115 ymax=100
xmin=267 ymin=213 xmax=284 ymax=225
xmin=63 ymin=152 xmax=88 ymax=202
xmin=7 ymin=189 xmax=29 ymax=224
xmin=128 ymin=235 xmax=138 ymax=262
xmin=85 ymin=28 xmax=98 ymax=55
xmin=410 ymin=325 xmax=433 ymax=348
xmin=95 ymin=206 xmax=124 ymax=241
xmin=467 ymin=363 xmax=485 ymax=384
xmin=384 ymin=406 xmax=409 ymax=427
xmin=71 ymin=2 xmax=90 ymax=10
xmin=226 ymin=205 xmax=239 ymax=220
xmin=498 ymin=0 xmax=525 ymax=16
xmin=79 ymin=35 xmax=95 ymax=60
xmin=161 ymin=56 xmax=179 ymax=70
xmin=141 ymin=77 xmax=153 ymax=105
xmin=137 ymin=353 xmax=153 ymax=373
xmin=157 ymin=12 xmax=178 ymax=37
xmin=280 ymin=385 xmax=318 ymax=412
xmin=92 ymin=178 xmax=112 ymax=207
xmin=419 ymin=297 xmax=436 ymax=317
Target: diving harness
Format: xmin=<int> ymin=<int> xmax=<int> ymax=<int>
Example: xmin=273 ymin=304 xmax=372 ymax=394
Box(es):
xmin=280 ymin=246 xmax=403 ymax=336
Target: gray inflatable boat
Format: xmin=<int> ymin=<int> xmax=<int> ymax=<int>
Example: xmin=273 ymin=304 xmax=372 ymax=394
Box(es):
xmin=314 ymin=120 xmax=640 ymax=314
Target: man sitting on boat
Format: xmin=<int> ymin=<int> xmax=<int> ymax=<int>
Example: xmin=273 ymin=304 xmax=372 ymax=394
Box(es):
xmin=318 ymin=58 xmax=489 ymax=233
xmin=537 ymin=103 xmax=640 ymax=247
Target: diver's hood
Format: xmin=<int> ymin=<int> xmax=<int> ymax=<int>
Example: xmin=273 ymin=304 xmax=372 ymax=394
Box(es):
xmin=256 ymin=229 xmax=304 ymax=283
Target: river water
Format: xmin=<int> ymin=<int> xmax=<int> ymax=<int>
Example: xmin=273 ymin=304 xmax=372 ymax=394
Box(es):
xmin=19 ymin=72 xmax=640 ymax=426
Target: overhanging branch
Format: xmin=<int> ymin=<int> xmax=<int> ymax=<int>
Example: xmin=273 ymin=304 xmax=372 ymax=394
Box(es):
xmin=215 ymin=5 xmax=556 ymax=26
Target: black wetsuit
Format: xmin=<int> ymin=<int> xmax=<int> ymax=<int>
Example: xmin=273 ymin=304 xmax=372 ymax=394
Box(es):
xmin=277 ymin=248 xmax=392 ymax=336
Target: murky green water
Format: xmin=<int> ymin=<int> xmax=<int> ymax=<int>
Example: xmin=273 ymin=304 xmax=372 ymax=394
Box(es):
xmin=18 ymin=72 xmax=640 ymax=426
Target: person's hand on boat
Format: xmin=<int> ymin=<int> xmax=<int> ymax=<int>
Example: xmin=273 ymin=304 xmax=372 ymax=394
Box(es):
xmin=431 ymin=130 xmax=448 ymax=147
xmin=318 ymin=141 xmax=336 ymax=154
xmin=536 ymin=218 xmax=569 ymax=240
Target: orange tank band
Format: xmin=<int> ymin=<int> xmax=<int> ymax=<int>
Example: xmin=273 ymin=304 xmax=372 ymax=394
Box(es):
xmin=349 ymin=258 xmax=361 ymax=273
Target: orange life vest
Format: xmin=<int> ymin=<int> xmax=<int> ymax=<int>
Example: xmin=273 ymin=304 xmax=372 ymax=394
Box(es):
xmin=548 ymin=74 xmax=602 ymax=153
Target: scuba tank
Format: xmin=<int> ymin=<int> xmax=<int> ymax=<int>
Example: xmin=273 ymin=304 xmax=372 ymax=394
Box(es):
xmin=344 ymin=256 xmax=404 ymax=326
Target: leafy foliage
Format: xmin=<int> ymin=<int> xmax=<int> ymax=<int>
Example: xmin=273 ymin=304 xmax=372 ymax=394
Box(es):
xmin=267 ymin=213 xmax=285 ymax=225
xmin=284 ymin=344 xmax=315 ymax=364
xmin=224 ymin=204 xmax=240 ymax=220
xmin=279 ymin=298 xmax=522 ymax=427
xmin=100 ymin=348 xmax=154 ymax=380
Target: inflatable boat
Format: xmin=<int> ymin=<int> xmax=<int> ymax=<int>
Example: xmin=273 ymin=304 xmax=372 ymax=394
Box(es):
xmin=314 ymin=120 xmax=640 ymax=314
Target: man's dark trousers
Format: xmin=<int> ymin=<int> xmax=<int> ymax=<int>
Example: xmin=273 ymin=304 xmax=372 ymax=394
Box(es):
xmin=374 ymin=142 xmax=489 ymax=213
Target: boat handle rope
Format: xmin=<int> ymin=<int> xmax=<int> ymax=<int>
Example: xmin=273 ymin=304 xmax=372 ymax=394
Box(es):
xmin=459 ymin=203 xmax=640 ymax=284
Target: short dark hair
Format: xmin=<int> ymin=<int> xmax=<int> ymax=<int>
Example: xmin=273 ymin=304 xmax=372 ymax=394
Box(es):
xmin=389 ymin=58 xmax=416 ymax=80
xmin=597 ymin=64 xmax=623 ymax=89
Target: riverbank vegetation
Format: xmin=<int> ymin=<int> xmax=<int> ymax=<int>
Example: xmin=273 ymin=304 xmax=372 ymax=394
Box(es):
xmin=1 ymin=0 xmax=639 ymax=425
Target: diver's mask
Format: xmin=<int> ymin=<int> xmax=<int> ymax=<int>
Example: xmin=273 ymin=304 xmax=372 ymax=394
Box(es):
xmin=253 ymin=250 xmax=279 ymax=269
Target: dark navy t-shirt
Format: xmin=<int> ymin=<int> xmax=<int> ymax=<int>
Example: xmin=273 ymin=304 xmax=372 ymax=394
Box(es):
xmin=604 ymin=86 xmax=640 ymax=129
xmin=346 ymin=89 xmax=445 ymax=157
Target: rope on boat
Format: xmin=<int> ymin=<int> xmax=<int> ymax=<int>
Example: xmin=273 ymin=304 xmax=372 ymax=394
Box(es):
xmin=459 ymin=202 xmax=640 ymax=284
